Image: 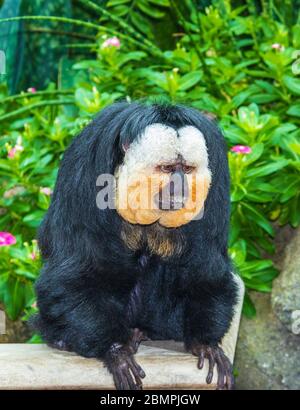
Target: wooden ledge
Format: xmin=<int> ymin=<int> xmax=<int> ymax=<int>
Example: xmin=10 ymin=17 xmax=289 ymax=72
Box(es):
xmin=0 ymin=276 xmax=244 ymax=390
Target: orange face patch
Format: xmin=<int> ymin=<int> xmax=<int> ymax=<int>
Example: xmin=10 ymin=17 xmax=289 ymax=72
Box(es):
xmin=115 ymin=123 xmax=211 ymax=228
xmin=115 ymin=169 xmax=211 ymax=228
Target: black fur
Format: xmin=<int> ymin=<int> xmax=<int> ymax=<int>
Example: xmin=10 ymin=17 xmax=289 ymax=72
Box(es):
xmin=33 ymin=101 xmax=238 ymax=362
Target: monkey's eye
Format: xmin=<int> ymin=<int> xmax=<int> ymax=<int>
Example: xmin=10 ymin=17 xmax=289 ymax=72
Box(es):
xmin=159 ymin=164 xmax=174 ymax=173
xmin=182 ymin=165 xmax=196 ymax=174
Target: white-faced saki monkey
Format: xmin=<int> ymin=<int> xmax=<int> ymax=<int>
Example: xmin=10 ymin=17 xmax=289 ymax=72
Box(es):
xmin=32 ymin=101 xmax=239 ymax=390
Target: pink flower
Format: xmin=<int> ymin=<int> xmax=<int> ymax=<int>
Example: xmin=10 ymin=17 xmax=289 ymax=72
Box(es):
xmin=102 ymin=37 xmax=121 ymax=49
xmin=271 ymin=43 xmax=284 ymax=51
xmin=31 ymin=301 xmax=37 ymax=309
xmin=7 ymin=141 xmax=23 ymax=158
xmin=27 ymin=87 xmax=37 ymax=93
xmin=230 ymin=145 xmax=252 ymax=154
xmin=30 ymin=252 xmax=36 ymax=260
xmin=40 ymin=187 xmax=53 ymax=196
xmin=7 ymin=147 xmax=17 ymax=158
xmin=0 ymin=232 xmax=16 ymax=246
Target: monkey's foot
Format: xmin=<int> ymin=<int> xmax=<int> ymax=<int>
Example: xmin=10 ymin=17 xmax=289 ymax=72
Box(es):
xmin=105 ymin=341 xmax=146 ymax=390
xmin=191 ymin=343 xmax=234 ymax=390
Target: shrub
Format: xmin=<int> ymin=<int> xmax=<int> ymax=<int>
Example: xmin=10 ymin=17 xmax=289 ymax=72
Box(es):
xmin=0 ymin=0 xmax=299 ymax=323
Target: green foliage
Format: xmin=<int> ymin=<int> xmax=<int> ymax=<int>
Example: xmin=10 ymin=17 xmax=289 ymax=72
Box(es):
xmin=101 ymin=0 xmax=170 ymax=38
xmin=0 ymin=238 xmax=39 ymax=320
xmin=0 ymin=0 xmax=300 ymax=322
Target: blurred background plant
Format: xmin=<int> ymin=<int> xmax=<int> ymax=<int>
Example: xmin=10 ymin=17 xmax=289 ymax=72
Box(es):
xmin=0 ymin=0 xmax=299 ymax=333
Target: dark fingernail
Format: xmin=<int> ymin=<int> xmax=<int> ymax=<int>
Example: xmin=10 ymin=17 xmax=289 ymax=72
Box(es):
xmin=206 ymin=373 xmax=213 ymax=384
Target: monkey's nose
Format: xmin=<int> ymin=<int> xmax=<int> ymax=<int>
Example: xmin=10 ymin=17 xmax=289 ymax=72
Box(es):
xmin=155 ymin=171 xmax=189 ymax=211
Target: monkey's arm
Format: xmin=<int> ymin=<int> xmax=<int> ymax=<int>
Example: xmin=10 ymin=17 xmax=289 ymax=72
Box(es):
xmin=183 ymin=270 xmax=238 ymax=390
xmin=34 ymin=261 xmax=145 ymax=390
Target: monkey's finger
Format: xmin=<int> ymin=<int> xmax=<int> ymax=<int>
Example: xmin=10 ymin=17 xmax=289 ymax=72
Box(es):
xmin=130 ymin=364 xmax=144 ymax=387
xmin=127 ymin=360 xmax=143 ymax=389
xmin=206 ymin=355 xmax=215 ymax=384
xmin=112 ymin=370 xmax=124 ymax=390
xmin=218 ymin=351 xmax=234 ymax=390
xmin=224 ymin=361 xmax=234 ymax=390
xmin=216 ymin=363 xmax=225 ymax=390
xmin=226 ymin=370 xmax=234 ymax=390
xmin=115 ymin=364 xmax=131 ymax=390
xmin=126 ymin=369 xmax=142 ymax=390
xmin=215 ymin=351 xmax=226 ymax=390
xmin=129 ymin=355 xmax=146 ymax=379
xmin=197 ymin=350 xmax=205 ymax=369
xmin=120 ymin=371 xmax=131 ymax=390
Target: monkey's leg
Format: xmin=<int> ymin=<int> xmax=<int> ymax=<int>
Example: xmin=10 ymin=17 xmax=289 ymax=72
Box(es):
xmin=104 ymin=333 xmax=146 ymax=390
xmin=190 ymin=342 xmax=234 ymax=390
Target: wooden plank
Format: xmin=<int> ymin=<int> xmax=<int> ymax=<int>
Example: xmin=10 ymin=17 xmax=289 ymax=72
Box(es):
xmin=0 ymin=275 xmax=244 ymax=390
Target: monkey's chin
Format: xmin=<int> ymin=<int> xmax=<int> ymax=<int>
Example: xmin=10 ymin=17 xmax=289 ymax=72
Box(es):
xmin=117 ymin=206 xmax=203 ymax=228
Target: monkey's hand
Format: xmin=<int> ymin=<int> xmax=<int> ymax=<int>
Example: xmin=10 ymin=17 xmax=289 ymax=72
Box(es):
xmin=190 ymin=342 xmax=234 ymax=390
xmin=105 ymin=339 xmax=146 ymax=390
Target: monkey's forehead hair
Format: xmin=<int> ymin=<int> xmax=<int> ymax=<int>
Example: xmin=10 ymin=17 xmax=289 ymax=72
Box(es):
xmin=117 ymin=102 xmax=217 ymax=144
xmin=92 ymin=101 xmax=227 ymax=171
xmin=122 ymin=124 xmax=210 ymax=170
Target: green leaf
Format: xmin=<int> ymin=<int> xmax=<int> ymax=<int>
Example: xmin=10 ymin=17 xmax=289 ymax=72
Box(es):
xmin=230 ymin=239 xmax=247 ymax=265
xmin=248 ymin=94 xmax=279 ymax=104
xmin=15 ymin=269 xmax=37 ymax=280
xmin=27 ymin=333 xmax=44 ymax=344
xmin=148 ymin=0 xmax=170 ymax=6
xmin=109 ymin=5 xmax=130 ymax=17
xmin=283 ymin=75 xmax=300 ymax=96
xmin=246 ymin=159 xmax=288 ymax=178
xmin=241 ymin=203 xmax=274 ymax=236
xmin=245 ymin=192 xmax=273 ymax=202
xmin=280 ymin=180 xmax=300 ymax=203
xmin=231 ymin=187 xmax=245 ymax=202
xmin=287 ymin=104 xmax=300 ymax=117
xmin=138 ymin=0 xmax=165 ymax=18
xmin=23 ymin=210 xmax=45 ymax=228
xmin=117 ymin=52 xmax=147 ymax=68
xmin=243 ymin=279 xmax=272 ymax=292
xmin=290 ymin=196 xmax=300 ymax=227
xmin=244 ymin=143 xmax=264 ymax=164
xmin=178 ymin=71 xmax=202 ymax=91
xmin=0 ymin=275 xmax=26 ymax=320
xmin=131 ymin=11 xmax=153 ymax=37
xmin=0 ymin=159 xmax=13 ymax=172
xmin=229 ymin=220 xmax=240 ymax=246
xmin=240 ymin=259 xmax=274 ymax=273
xmin=10 ymin=202 xmax=31 ymax=214
xmin=107 ymin=0 xmax=131 ymax=6
xmin=242 ymin=292 xmax=256 ymax=318
xmin=251 ymin=269 xmax=278 ymax=282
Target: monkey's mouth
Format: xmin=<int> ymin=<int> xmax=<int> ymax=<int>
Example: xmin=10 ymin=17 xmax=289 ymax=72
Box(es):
xmin=154 ymin=195 xmax=187 ymax=211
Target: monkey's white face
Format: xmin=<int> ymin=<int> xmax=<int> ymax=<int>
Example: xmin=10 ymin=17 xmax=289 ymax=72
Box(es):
xmin=115 ymin=123 xmax=211 ymax=228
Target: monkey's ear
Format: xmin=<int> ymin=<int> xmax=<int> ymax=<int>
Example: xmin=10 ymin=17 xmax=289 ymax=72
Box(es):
xmin=122 ymin=142 xmax=130 ymax=152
